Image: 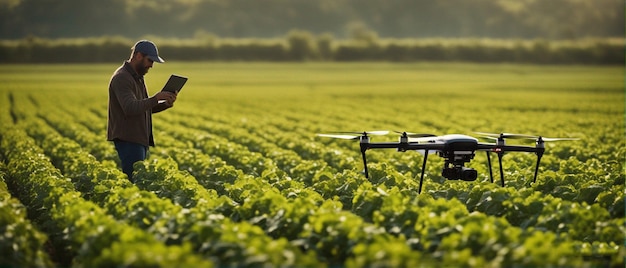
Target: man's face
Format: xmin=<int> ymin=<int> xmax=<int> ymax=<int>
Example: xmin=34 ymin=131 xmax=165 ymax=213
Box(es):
xmin=135 ymin=53 xmax=154 ymax=76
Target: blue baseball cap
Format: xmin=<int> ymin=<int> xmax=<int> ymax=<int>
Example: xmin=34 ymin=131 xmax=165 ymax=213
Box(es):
xmin=132 ymin=40 xmax=165 ymax=63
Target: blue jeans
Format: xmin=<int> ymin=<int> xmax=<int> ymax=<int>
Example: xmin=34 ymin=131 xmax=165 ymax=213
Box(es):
xmin=114 ymin=140 xmax=148 ymax=182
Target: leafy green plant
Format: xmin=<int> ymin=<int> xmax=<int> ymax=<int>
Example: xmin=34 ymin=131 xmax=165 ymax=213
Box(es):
xmin=0 ymin=62 xmax=623 ymax=267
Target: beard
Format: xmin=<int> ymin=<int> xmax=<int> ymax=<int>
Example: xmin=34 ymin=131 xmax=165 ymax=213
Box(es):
xmin=130 ymin=54 xmax=153 ymax=76
xmin=136 ymin=64 xmax=149 ymax=76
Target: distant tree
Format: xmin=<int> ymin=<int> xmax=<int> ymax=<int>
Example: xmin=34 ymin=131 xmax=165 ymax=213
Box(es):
xmin=346 ymin=22 xmax=378 ymax=45
xmin=286 ymin=30 xmax=318 ymax=61
xmin=316 ymin=33 xmax=334 ymax=61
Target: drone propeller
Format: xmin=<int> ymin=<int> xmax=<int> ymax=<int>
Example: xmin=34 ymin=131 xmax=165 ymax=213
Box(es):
xmin=539 ymin=137 xmax=580 ymax=142
xmin=475 ymin=132 xmax=537 ymax=139
xmin=333 ymin=130 xmax=390 ymax=136
xmin=316 ymin=134 xmax=361 ymax=140
xmin=475 ymin=132 xmax=578 ymax=141
xmin=393 ymin=131 xmax=437 ymax=138
xmin=316 ymin=130 xmax=389 ymax=140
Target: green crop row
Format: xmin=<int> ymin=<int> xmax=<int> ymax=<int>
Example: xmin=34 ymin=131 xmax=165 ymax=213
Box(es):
xmin=0 ymin=162 xmax=54 ymax=267
xmin=19 ymin=107 xmax=321 ymax=267
xmin=35 ymin=94 xmax=624 ymax=266
xmin=0 ymin=126 xmax=212 ymax=267
xmin=0 ymin=63 xmax=623 ymax=266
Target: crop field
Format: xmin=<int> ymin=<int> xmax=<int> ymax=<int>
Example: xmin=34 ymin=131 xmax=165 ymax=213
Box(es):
xmin=0 ymin=62 xmax=624 ymax=267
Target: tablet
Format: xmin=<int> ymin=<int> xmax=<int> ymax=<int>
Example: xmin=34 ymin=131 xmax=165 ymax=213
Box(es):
xmin=161 ymin=74 xmax=188 ymax=94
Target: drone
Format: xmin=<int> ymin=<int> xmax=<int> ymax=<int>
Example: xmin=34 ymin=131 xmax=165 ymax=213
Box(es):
xmin=316 ymin=131 xmax=578 ymax=193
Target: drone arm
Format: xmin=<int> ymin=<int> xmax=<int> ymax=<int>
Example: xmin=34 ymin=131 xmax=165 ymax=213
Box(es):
xmin=477 ymin=143 xmax=532 ymax=152
xmin=366 ymin=142 xmax=411 ymax=149
xmin=405 ymin=143 xmax=446 ymax=151
xmin=364 ymin=142 xmax=446 ymax=152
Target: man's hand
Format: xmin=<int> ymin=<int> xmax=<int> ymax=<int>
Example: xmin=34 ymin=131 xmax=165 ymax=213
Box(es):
xmin=155 ymin=91 xmax=177 ymax=107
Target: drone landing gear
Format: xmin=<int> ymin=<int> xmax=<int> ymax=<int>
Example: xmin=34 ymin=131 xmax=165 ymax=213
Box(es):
xmin=486 ymin=149 xmax=544 ymax=187
xmin=417 ymin=150 xmax=429 ymax=194
xmin=533 ymin=152 xmax=543 ymax=183
xmin=486 ymin=151 xmax=494 ymax=184
xmin=360 ymin=134 xmax=371 ymax=179
xmin=484 ymin=150 xmax=512 ymax=187
xmin=498 ymin=151 xmax=505 ymax=187
xmin=485 ymin=151 xmax=508 ymax=187
xmin=361 ymin=150 xmax=369 ymax=179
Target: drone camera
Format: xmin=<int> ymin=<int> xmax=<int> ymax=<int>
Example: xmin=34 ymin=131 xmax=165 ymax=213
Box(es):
xmin=442 ymin=166 xmax=478 ymax=181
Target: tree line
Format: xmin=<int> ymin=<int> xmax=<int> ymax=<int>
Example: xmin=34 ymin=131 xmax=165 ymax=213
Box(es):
xmin=0 ymin=33 xmax=621 ymax=64
xmin=0 ymin=0 xmax=622 ymax=40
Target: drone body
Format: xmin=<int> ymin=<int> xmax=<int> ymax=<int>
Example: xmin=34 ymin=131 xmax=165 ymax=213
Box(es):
xmin=317 ymin=131 xmax=577 ymax=193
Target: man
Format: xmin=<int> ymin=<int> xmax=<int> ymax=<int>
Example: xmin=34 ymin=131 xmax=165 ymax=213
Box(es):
xmin=107 ymin=40 xmax=177 ymax=181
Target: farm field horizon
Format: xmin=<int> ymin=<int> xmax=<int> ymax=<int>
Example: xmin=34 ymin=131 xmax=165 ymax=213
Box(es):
xmin=0 ymin=62 xmax=624 ymax=267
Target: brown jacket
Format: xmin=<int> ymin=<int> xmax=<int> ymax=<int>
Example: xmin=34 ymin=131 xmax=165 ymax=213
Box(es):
xmin=107 ymin=61 xmax=169 ymax=147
